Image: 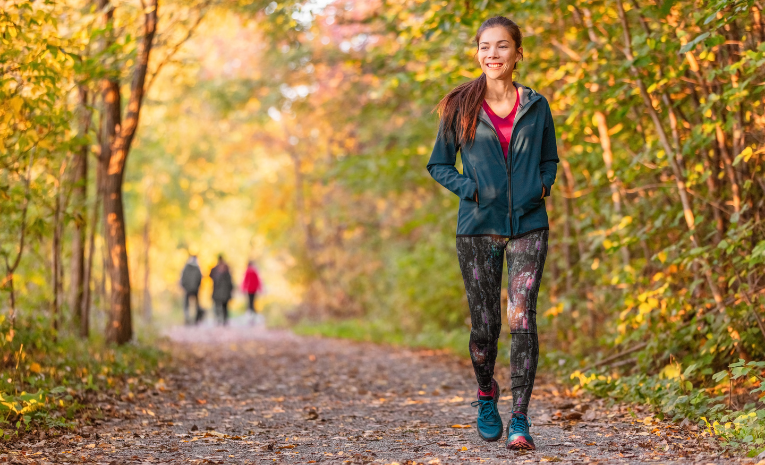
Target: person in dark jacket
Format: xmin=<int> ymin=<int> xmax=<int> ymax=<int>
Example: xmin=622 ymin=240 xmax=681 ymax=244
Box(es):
xmin=210 ymin=255 xmax=234 ymax=326
xmin=180 ymin=255 xmax=203 ymax=325
xmin=427 ymin=16 xmax=558 ymax=451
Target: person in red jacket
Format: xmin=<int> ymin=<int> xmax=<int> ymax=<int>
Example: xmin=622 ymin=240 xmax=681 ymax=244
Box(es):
xmin=241 ymin=261 xmax=262 ymax=323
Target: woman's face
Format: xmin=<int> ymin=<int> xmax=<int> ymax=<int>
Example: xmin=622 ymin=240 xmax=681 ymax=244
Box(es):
xmin=477 ymin=26 xmax=522 ymax=80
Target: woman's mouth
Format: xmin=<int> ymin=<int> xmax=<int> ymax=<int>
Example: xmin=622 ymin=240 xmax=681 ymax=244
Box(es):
xmin=486 ymin=63 xmax=503 ymax=69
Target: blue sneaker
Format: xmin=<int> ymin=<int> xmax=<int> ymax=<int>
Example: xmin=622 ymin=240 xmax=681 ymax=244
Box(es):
xmin=506 ymin=411 xmax=535 ymax=450
xmin=470 ymin=379 xmax=502 ymax=442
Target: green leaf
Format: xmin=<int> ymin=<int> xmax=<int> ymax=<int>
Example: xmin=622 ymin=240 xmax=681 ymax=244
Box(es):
xmin=680 ymin=32 xmax=710 ymax=54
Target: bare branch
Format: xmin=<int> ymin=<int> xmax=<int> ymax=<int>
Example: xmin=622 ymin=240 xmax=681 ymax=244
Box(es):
xmin=145 ymin=2 xmax=211 ymax=93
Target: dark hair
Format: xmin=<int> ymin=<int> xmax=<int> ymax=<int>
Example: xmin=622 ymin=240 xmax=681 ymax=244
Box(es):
xmin=436 ymin=16 xmax=523 ymax=144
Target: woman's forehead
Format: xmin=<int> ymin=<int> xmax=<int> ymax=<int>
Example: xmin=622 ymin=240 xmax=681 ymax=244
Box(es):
xmin=478 ymin=27 xmax=514 ymax=45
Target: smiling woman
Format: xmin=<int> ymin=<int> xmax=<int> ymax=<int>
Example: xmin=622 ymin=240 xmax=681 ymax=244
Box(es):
xmin=427 ymin=15 xmax=559 ymax=451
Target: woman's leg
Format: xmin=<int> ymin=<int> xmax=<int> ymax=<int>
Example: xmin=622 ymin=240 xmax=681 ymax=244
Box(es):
xmin=456 ymin=236 xmax=508 ymax=392
xmin=247 ymin=293 xmax=256 ymax=312
xmin=506 ymin=230 xmax=548 ymax=414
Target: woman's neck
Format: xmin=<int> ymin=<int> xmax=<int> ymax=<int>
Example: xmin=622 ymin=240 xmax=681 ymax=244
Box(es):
xmin=484 ymin=76 xmax=516 ymax=101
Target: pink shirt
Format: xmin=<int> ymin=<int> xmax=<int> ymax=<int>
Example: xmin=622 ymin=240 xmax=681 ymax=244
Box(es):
xmin=481 ymin=87 xmax=519 ymax=159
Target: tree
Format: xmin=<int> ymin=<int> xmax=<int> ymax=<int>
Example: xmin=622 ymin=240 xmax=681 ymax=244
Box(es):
xmin=98 ymin=0 xmax=158 ymax=344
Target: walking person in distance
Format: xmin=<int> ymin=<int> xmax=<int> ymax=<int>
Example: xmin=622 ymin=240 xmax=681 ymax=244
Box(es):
xmin=210 ymin=255 xmax=234 ymax=326
xmin=180 ymin=254 xmax=203 ymax=325
xmin=241 ymin=260 xmax=263 ymax=325
xmin=427 ymin=16 xmax=558 ymax=450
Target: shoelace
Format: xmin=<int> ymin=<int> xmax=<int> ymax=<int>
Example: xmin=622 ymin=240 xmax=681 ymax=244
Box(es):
xmin=471 ymin=399 xmax=497 ymax=422
xmin=509 ymin=414 xmax=531 ymax=434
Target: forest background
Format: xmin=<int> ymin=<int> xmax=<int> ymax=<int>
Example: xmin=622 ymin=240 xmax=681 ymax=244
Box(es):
xmin=2 ymin=0 xmax=765 ymax=454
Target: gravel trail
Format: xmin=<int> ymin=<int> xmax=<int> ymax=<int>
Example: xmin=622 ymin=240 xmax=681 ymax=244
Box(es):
xmin=7 ymin=323 xmax=756 ymax=464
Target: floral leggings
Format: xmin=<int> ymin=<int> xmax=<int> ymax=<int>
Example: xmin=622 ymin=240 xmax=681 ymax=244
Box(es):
xmin=456 ymin=230 xmax=548 ymax=415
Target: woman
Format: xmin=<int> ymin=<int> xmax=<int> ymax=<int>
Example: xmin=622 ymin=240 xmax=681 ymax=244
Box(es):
xmin=427 ymin=16 xmax=558 ymax=450
xmin=241 ymin=260 xmax=262 ymax=325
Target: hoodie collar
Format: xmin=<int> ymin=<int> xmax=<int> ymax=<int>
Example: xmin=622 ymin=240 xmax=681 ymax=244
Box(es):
xmin=479 ymin=82 xmax=538 ymax=124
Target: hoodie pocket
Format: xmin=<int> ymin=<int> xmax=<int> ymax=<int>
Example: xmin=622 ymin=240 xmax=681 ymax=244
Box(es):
xmin=472 ymin=166 xmax=481 ymax=208
xmin=538 ymin=171 xmax=545 ymax=199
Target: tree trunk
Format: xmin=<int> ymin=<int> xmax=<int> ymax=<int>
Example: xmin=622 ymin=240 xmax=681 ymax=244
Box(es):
xmin=99 ymin=71 xmax=128 ymax=343
xmin=103 ymin=173 xmax=132 ymax=343
xmin=81 ymin=162 xmax=101 ymax=339
xmin=593 ymin=111 xmax=630 ymax=267
xmin=52 ymin=187 xmax=62 ymax=332
xmin=99 ymin=0 xmax=158 ymax=344
xmin=70 ymin=88 xmax=90 ymax=335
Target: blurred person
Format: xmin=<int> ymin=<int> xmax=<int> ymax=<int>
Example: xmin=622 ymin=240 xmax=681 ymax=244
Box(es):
xmin=210 ymin=255 xmax=234 ymax=326
xmin=241 ymin=260 xmax=263 ymax=325
xmin=427 ymin=16 xmax=558 ymax=450
xmin=180 ymin=255 xmax=203 ymax=325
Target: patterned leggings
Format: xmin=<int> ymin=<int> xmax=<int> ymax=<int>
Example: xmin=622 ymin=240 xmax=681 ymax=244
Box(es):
xmin=456 ymin=230 xmax=548 ymax=414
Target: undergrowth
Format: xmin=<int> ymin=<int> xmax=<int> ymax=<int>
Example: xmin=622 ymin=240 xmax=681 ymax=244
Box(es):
xmin=0 ymin=314 xmax=164 ymax=440
xmin=570 ymin=359 xmax=765 ymax=456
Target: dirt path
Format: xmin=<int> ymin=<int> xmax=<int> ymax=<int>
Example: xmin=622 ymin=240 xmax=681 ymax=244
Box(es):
xmin=7 ymin=322 xmax=758 ymax=464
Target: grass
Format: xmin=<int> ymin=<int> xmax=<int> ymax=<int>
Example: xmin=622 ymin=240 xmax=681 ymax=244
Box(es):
xmin=0 ymin=313 xmax=165 ymax=440
xmin=294 ymin=318 xmax=471 ymax=355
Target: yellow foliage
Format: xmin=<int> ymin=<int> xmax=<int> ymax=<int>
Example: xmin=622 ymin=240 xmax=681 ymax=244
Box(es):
xmin=661 ymin=364 xmax=681 ymax=379
xmin=545 ymin=303 xmax=564 ymax=317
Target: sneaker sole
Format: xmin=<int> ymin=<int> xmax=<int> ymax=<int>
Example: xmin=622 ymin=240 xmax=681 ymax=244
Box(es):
xmin=506 ymin=437 xmax=536 ymax=450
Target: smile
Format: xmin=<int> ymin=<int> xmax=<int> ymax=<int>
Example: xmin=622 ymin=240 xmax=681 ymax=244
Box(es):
xmin=486 ymin=63 xmax=503 ymax=69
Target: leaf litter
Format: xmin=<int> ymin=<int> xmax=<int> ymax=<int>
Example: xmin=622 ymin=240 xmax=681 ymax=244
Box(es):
xmin=0 ymin=324 xmax=751 ymax=464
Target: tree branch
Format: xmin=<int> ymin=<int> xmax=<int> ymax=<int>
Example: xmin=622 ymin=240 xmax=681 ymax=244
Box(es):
xmin=145 ymin=2 xmax=211 ymax=94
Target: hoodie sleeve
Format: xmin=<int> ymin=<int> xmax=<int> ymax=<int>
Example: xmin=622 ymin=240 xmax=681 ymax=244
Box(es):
xmin=540 ymin=101 xmax=559 ymax=197
xmin=426 ymin=122 xmax=477 ymax=201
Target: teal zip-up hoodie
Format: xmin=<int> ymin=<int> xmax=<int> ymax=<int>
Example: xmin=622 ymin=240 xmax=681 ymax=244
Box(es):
xmin=427 ymin=83 xmax=559 ymax=238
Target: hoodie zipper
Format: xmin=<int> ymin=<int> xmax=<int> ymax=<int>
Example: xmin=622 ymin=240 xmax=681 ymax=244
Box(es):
xmin=479 ymin=88 xmax=542 ymax=237
xmin=507 ymin=93 xmax=541 ymax=236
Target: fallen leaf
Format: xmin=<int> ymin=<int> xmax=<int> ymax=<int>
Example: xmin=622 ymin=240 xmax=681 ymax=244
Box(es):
xmin=451 ymin=424 xmax=471 ymax=428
